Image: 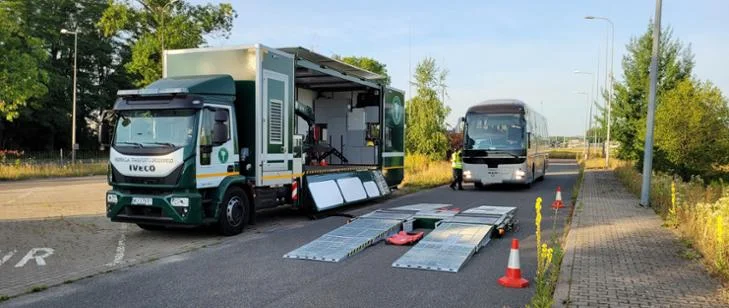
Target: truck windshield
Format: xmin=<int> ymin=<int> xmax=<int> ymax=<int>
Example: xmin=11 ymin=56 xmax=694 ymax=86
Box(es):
xmin=113 ymin=109 xmax=197 ymax=148
xmin=465 ymin=113 xmax=525 ymax=150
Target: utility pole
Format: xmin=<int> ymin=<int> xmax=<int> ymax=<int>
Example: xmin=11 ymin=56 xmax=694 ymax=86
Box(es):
xmin=640 ymin=0 xmax=662 ymax=207
xmin=60 ymin=28 xmax=78 ymax=164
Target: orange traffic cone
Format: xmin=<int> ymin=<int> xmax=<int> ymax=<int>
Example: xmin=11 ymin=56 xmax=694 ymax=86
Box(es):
xmin=498 ymin=238 xmax=529 ymax=288
xmin=551 ymin=186 xmax=564 ymax=209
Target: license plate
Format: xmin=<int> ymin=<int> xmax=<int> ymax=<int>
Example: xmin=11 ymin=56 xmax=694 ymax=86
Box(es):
xmin=131 ymin=197 xmax=153 ymax=206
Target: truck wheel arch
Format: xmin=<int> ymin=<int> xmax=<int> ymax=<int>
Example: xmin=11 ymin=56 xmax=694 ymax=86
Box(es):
xmin=215 ymin=176 xmax=254 ymax=223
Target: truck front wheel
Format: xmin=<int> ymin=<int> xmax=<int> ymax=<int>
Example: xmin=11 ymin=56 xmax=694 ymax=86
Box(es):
xmin=218 ymin=187 xmax=248 ymax=236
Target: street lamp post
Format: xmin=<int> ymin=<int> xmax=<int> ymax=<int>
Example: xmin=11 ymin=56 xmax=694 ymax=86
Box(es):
xmin=574 ymin=91 xmax=590 ymax=159
xmin=640 ymin=0 xmax=663 ymax=207
xmin=60 ymin=28 xmax=78 ymax=164
xmin=585 ymin=15 xmax=615 ymax=167
xmin=160 ymin=0 xmax=180 ymax=61
xmin=574 ymin=70 xmax=594 ymax=158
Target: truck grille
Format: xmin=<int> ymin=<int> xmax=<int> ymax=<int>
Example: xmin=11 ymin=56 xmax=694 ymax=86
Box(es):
xmin=112 ymin=165 xmax=183 ymax=185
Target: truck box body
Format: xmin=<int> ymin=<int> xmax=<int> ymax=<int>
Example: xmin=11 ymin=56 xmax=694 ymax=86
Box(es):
xmin=104 ymin=44 xmax=404 ymax=233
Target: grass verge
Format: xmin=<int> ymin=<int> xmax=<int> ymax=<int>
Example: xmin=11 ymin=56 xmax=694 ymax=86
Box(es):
xmin=614 ymin=161 xmax=729 ymax=282
xmin=0 ymin=162 xmax=107 ymax=181
xmin=0 ymin=295 xmax=9 ymax=302
xmin=529 ymin=162 xmax=585 ymax=307
xmin=398 ymin=154 xmax=451 ymax=193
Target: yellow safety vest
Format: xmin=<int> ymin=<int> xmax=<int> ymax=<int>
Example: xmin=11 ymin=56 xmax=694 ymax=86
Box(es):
xmin=451 ymin=151 xmax=463 ymax=169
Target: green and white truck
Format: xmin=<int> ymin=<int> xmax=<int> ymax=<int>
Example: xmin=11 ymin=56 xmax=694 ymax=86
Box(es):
xmin=99 ymin=45 xmax=405 ymax=235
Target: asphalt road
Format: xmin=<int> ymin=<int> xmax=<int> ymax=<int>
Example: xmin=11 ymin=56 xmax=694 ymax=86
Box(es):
xmin=4 ymin=161 xmax=578 ymax=308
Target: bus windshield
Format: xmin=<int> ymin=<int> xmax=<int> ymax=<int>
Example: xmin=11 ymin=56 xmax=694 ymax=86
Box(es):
xmin=465 ymin=113 xmax=525 ymax=150
xmin=113 ymin=109 xmax=197 ymax=148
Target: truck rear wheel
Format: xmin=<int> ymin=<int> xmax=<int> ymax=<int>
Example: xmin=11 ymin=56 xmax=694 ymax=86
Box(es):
xmin=218 ymin=187 xmax=248 ymax=236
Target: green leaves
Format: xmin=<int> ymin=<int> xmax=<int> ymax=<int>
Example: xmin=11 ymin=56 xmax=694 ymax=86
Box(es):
xmin=655 ymin=79 xmax=729 ymax=179
xmin=610 ymin=21 xmax=694 ymax=160
xmin=98 ymin=0 xmax=237 ymax=86
xmin=0 ymin=3 xmax=49 ymax=121
xmin=332 ymin=55 xmax=391 ymax=85
xmin=405 ymin=58 xmax=450 ymax=160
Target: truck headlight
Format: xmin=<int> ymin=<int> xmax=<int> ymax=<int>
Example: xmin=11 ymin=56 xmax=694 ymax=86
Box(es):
xmin=171 ymin=197 xmax=189 ymax=207
xmin=463 ymin=170 xmax=472 ymax=178
xmin=106 ymin=194 xmax=118 ymax=204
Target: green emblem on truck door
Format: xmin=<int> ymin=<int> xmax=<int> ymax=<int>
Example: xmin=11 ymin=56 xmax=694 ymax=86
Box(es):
xmin=390 ymin=96 xmax=403 ymax=125
xmin=218 ymin=148 xmax=229 ymax=163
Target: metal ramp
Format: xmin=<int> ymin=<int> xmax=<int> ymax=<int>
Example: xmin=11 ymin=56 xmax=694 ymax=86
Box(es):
xmin=283 ymin=210 xmax=414 ymax=262
xmin=391 ymin=222 xmax=494 ymax=272
xmin=392 ymin=205 xmax=518 ymax=273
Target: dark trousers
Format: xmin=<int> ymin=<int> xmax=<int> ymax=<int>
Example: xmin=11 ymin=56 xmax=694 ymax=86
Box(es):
xmin=450 ymin=168 xmax=463 ymax=190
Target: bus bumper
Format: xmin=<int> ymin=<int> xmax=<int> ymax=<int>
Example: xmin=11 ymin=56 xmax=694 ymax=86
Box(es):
xmin=462 ymin=164 xmax=529 ymax=185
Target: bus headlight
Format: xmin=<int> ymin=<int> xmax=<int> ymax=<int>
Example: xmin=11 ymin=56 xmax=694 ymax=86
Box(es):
xmin=515 ymin=169 xmax=526 ymax=179
xmin=463 ymin=170 xmax=472 ymax=179
xmin=171 ymin=197 xmax=189 ymax=207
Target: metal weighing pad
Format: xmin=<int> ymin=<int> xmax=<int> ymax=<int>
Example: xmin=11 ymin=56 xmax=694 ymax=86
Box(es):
xmin=284 ymin=218 xmax=403 ymax=262
xmin=392 ymin=222 xmax=494 ymax=272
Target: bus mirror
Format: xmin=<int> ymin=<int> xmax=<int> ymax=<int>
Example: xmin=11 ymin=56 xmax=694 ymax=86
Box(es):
xmin=527 ymin=132 xmax=532 ymax=148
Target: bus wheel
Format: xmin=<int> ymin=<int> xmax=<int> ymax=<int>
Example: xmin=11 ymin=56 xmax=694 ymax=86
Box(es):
xmin=538 ymin=164 xmax=546 ymax=181
xmin=218 ymin=187 xmax=248 ymax=236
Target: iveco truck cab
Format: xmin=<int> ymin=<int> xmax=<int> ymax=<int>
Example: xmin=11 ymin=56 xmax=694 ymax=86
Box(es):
xmin=100 ymin=45 xmax=405 ymax=235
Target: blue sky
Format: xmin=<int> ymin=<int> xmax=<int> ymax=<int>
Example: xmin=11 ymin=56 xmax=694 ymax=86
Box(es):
xmin=194 ymin=0 xmax=729 ymax=136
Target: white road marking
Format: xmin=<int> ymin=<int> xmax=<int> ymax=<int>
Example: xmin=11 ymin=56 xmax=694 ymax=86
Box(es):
xmin=2 ymin=191 xmax=33 ymax=206
xmin=107 ymin=223 xmax=127 ymax=267
xmin=0 ymin=250 xmax=17 ymax=267
xmin=14 ymin=248 xmax=54 ymax=267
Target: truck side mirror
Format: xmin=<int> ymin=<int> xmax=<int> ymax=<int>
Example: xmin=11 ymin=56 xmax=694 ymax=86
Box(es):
xmin=99 ymin=121 xmax=111 ymax=147
xmin=98 ymin=110 xmax=114 ymax=149
xmin=213 ymin=109 xmax=229 ymax=145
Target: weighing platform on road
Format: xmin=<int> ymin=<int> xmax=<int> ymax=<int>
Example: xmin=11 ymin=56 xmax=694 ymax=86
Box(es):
xmin=283 ymin=204 xmax=518 ymax=272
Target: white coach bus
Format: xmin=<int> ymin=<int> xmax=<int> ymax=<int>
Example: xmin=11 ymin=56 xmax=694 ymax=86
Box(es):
xmin=458 ymin=99 xmax=549 ymax=188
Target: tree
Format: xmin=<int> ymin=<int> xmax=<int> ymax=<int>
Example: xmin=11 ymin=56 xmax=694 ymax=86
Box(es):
xmin=405 ymin=58 xmax=450 ymax=160
xmin=98 ymin=0 xmax=236 ymax=86
xmin=332 ymin=55 xmax=391 ymax=85
xmin=654 ymin=79 xmax=729 ymax=179
xmin=609 ymin=21 xmax=694 ymax=160
xmin=0 ymin=1 xmax=48 ymax=122
xmin=0 ymin=0 xmax=133 ymax=151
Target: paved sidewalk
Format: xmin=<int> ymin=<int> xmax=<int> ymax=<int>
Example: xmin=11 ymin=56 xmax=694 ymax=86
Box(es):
xmin=554 ymin=170 xmax=727 ymax=307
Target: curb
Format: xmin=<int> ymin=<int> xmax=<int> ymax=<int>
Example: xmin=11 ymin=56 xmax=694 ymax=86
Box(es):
xmin=552 ymin=171 xmax=588 ymax=307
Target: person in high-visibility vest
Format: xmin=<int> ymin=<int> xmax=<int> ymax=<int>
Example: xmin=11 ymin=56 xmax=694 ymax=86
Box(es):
xmin=450 ymin=147 xmax=463 ymax=190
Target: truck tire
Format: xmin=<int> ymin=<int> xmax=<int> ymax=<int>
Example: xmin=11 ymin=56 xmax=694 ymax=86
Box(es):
xmin=137 ymin=224 xmax=166 ymax=231
xmin=218 ymin=187 xmax=248 ymax=236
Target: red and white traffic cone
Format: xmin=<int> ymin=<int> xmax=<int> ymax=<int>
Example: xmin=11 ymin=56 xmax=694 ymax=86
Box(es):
xmin=498 ymin=238 xmax=529 ymax=288
xmin=551 ymin=186 xmax=564 ymax=209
